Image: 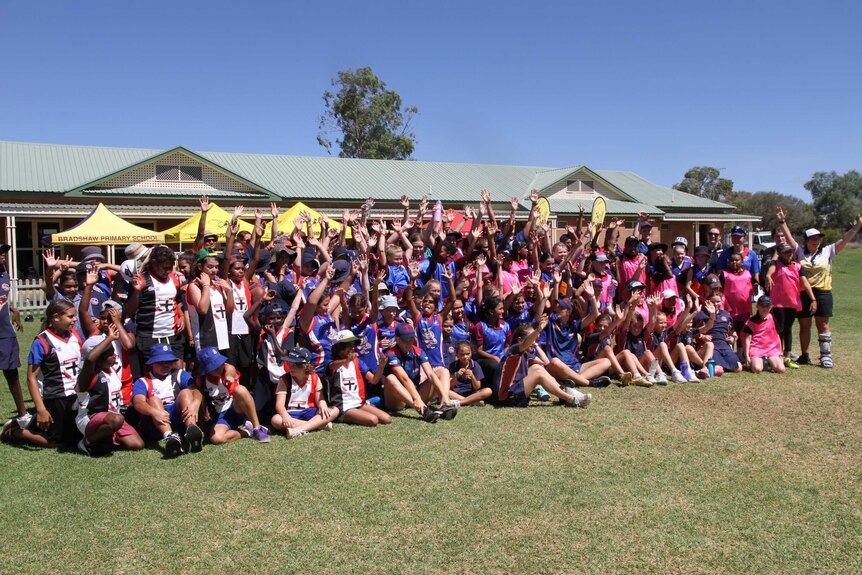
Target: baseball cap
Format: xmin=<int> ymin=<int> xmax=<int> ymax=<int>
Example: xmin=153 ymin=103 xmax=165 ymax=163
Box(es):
xmin=557 ymin=299 xmax=574 ymax=310
xmin=377 ymin=282 xmax=391 ymax=294
xmin=627 ymin=279 xmax=646 ymax=291
xmin=285 ymin=347 xmax=312 ymax=364
xmin=81 ymin=334 xmax=111 ymax=361
xmin=641 ymin=220 xmax=653 ymax=228
xmin=731 ymin=225 xmax=747 ymax=237
xmin=395 ymin=323 xmax=416 ymax=340
xmin=705 ymin=273 xmax=721 ymax=288
xmin=101 ymin=299 xmax=123 ymax=312
xmin=694 ymin=246 xmax=710 ymax=257
xmin=804 ymin=228 xmax=823 ymax=238
xmin=757 ymin=295 xmax=773 ymax=307
xmin=380 ymin=294 xmax=398 ymax=310
xmin=661 ymin=289 xmax=678 ymax=300
xmin=146 ymin=343 xmax=179 ymax=365
xmin=672 ymin=236 xmax=688 ymax=248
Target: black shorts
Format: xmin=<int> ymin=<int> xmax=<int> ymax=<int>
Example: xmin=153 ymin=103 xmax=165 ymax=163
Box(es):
xmin=798 ymin=289 xmax=833 ymax=319
xmin=28 ymin=395 xmax=79 ymax=444
xmin=499 ymin=391 xmax=530 ymax=407
xmin=227 ymin=333 xmax=254 ymax=369
xmin=713 ymin=344 xmax=741 ymax=371
xmin=136 ymin=332 xmax=186 ymax=362
xmin=0 ymin=336 xmax=20 ymax=371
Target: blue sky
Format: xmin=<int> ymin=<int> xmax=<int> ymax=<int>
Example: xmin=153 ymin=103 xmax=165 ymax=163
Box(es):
xmin=1 ymin=0 xmax=859 ymax=200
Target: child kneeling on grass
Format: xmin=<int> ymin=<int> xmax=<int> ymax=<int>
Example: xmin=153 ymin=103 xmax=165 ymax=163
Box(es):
xmin=75 ymin=324 xmax=144 ymax=456
xmin=196 ymin=346 xmax=270 ymax=444
xmin=132 ymin=344 xmax=204 ymax=458
xmin=272 ymin=347 xmax=341 ymax=438
xmin=495 ymin=316 xmax=591 ymax=408
xmin=741 ymin=295 xmax=787 ymax=374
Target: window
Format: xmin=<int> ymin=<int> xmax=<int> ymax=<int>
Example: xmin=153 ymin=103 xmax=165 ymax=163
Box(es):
xmin=566 ymin=180 xmax=595 ymax=193
xmin=156 ymin=164 xmax=202 ymax=182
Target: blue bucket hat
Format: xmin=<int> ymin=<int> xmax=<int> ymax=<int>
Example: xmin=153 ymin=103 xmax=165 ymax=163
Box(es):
xmin=146 ymin=343 xmax=179 ymax=365
xmin=197 ymin=346 xmax=228 ymax=375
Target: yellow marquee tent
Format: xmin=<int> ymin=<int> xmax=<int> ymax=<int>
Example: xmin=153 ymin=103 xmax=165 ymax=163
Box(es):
xmin=161 ymin=203 xmax=255 ymax=244
xmin=270 ymin=202 xmax=350 ymax=240
xmin=51 ymin=203 xmax=164 ymax=245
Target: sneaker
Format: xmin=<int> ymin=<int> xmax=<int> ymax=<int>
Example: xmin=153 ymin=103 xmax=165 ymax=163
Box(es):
xmin=238 ymin=421 xmax=254 ymax=439
xmin=632 ymin=374 xmax=654 ymax=387
xmin=253 ymin=426 xmax=271 ymax=443
xmin=1 ymin=419 xmax=19 ymax=443
xmin=287 ymin=428 xmax=309 ymax=439
xmin=323 ymin=422 xmax=333 ymax=431
xmin=77 ymin=437 xmax=94 ymax=457
xmin=714 ymin=365 xmax=725 ymax=377
xmin=695 ymin=368 xmax=710 ymax=380
xmin=588 ymin=375 xmax=612 ymax=387
xmin=654 ymin=372 xmax=669 ymax=385
xmin=421 ymin=406 xmax=440 ymax=424
xmin=784 ymin=357 xmax=800 ymax=369
xmin=821 ymin=355 xmax=834 ymax=369
xmin=16 ymin=412 xmax=32 ymax=430
xmin=685 ymin=369 xmax=700 ymax=383
xmin=534 ymin=386 xmax=552 ymax=401
xmin=574 ymin=393 xmax=592 ymax=408
xmin=184 ymin=424 xmax=204 ymax=453
xmin=671 ymin=370 xmax=687 ymax=384
xmin=469 ymin=400 xmax=486 ymax=407
xmin=797 ymin=353 xmax=811 ymax=365
xmin=438 ymin=404 xmax=458 ymax=421
xmin=164 ymin=432 xmax=184 ymax=458
xmin=619 ymin=372 xmax=633 ymax=387
xmin=789 ymin=351 xmax=800 ymax=360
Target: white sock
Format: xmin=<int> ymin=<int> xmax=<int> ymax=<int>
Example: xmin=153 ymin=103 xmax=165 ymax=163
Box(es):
xmin=162 ymin=431 xmax=171 ymax=440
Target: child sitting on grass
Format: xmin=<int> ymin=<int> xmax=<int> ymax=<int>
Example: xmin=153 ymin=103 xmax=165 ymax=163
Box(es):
xmin=75 ymin=323 xmax=144 ymax=456
xmin=272 ymin=347 xmax=342 ymax=437
xmin=448 ymin=341 xmax=493 ymax=406
xmin=196 ymin=346 xmax=270 ymax=444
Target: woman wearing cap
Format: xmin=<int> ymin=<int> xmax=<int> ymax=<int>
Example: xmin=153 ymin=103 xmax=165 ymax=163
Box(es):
xmin=776 ymin=207 xmax=862 ymax=368
xmin=671 ymin=237 xmax=692 ymax=294
xmin=325 ymin=333 xmax=392 ymax=427
xmin=716 ymin=226 xmax=760 ymax=281
xmin=272 ymin=347 xmax=341 ymax=437
xmin=616 ymin=236 xmax=648 ymax=303
xmin=764 ymin=243 xmax=815 ymax=369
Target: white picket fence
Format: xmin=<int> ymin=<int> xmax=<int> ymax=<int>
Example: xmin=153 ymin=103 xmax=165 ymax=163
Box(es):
xmin=10 ymin=279 xmax=47 ymax=312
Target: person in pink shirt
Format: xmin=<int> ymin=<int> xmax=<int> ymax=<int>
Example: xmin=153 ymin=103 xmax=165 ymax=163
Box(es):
xmin=720 ymin=252 xmax=754 ymax=339
xmin=741 ymin=296 xmax=786 ymax=374
xmin=764 ymin=243 xmax=816 ymax=369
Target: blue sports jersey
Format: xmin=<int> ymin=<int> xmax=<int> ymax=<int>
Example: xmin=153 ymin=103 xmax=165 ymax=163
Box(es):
xmin=672 ymin=256 xmax=692 ymax=278
xmin=386 ymin=265 xmax=410 ymax=298
xmin=498 ymin=343 xmax=538 ymax=396
xmin=451 ymin=321 xmax=471 ymax=344
xmin=545 ymin=316 xmax=583 ymax=369
xmin=385 ymin=345 xmax=429 ymax=383
xmin=416 ymin=314 xmax=444 ymax=367
xmin=350 ymin=315 xmax=379 ymax=375
xmin=473 ymin=320 xmax=510 ymax=359
xmin=303 ymin=313 xmax=338 ymax=373
xmin=507 ymin=309 xmax=533 ymax=334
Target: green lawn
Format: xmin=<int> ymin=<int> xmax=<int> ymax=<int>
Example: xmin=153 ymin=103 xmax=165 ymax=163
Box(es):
xmin=2 ymin=251 xmax=862 ymax=575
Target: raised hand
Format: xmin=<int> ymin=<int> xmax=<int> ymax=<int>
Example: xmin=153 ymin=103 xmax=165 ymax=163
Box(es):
xmin=42 ymin=249 xmax=58 ymax=270
xmin=233 ymin=205 xmax=244 ymax=218
xmin=530 ymin=270 xmax=541 ymax=285
xmin=481 ymin=189 xmax=491 ymax=203
xmin=775 ymin=206 xmax=786 ymax=221
xmin=582 ymin=280 xmax=595 ymax=298
xmin=200 ymin=194 xmax=211 ymax=212
xmin=291 ymin=229 xmax=305 ymax=250
xmin=400 ymin=195 xmax=410 ymax=209
xmin=254 ymin=208 xmax=264 ymax=221
xmin=704 ymin=300 xmax=716 ymax=314
xmin=475 ymin=254 xmax=487 ymax=269
xmin=578 ymin=203 xmax=585 ymax=214
xmin=85 ymin=268 xmax=98 ymax=287
xmin=401 ymin=218 xmax=414 ymax=231
xmin=270 ymin=202 xmax=279 ymax=218
xmin=537 ymin=313 xmax=549 ymax=331
xmin=106 ymin=322 xmax=120 ymax=341
xmin=419 ymin=195 xmax=429 ymax=213
xmin=409 ymin=262 xmax=421 ymax=280
xmin=553 ymin=267 xmax=563 ymax=284
xmin=511 ymin=196 xmax=519 ymax=211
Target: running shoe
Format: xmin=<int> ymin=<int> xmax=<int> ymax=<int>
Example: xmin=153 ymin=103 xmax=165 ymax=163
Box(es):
xmin=253 ymin=426 xmax=271 ymax=443
xmin=165 ymin=432 xmax=184 ymax=458
xmin=654 ymin=371 xmax=669 ymax=385
xmin=671 ymin=370 xmax=687 ymax=384
xmin=588 ymin=375 xmax=612 ymax=387
xmin=238 ymin=421 xmax=254 ymax=439
xmin=784 ymin=357 xmax=800 ymax=369
xmin=632 ymin=375 xmax=654 ymax=387
xmin=797 ymin=353 xmax=811 ymax=365
xmin=421 ymin=406 xmax=440 ymax=423
xmin=184 ymin=423 xmax=204 ymax=453
xmin=438 ymin=403 xmax=459 ymax=421
xmin=77 ymin=438 xmax=94 ymax=457
xmin=287 ymin=428 xmax=309 ymax=439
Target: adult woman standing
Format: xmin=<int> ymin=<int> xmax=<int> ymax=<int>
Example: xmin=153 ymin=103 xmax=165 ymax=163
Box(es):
xmin=776 ymin=207 xmax=862 ymax=368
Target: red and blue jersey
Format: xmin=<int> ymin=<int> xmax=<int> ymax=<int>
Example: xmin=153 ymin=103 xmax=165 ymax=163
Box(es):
xmin=350 ymin=314 xmax=380 ymax=374
xmin=303 ymin=313 xmax=338 ymax=374
xmin=28 ymin=329 xmax=83 ymax=400
xmin=545 ymin=316 xmax=582 ymax=369
xmin=416 ymin=313 xmax=444 ymax=367
xmin=385 ymin=345 xmax=429 ymax=383
xmin=472 ymin=320 xmax=511 ymax=359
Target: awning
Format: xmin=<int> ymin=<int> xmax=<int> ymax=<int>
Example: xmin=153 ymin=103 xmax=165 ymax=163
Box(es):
xmin=661 ymin=213 xmax=761 ymax=222
xmin=161 ymin=202 xmax=255 ymax=243
xmin=51 ymin=203 xmax=164 ymax=245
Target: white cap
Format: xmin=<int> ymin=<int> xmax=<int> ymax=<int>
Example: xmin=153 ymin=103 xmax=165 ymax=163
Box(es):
xmin=661 ymin=289 xmax=678 ymax=300
xmin=120 ymin=259 xmax=137 ymax=283
xmin=672 ymin=236 xmax=688 ymax=248
xmin=804 ymin=228 xmax=823 ymax=238
xmin=81 ymin=334 xmax=110 ymax=361
xmin=332 ymin=330 xmax=360 ymax=346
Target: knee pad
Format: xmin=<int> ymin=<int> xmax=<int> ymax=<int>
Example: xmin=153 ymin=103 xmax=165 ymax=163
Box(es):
xmin=819 ymin=332 xmax=832 ymax=356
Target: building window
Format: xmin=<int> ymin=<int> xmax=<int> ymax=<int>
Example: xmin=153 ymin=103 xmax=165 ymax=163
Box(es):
xmin=156 ymin=164 xmax=202 ymax=182
xmin=566 ymin=180 xmax=595 ymax=193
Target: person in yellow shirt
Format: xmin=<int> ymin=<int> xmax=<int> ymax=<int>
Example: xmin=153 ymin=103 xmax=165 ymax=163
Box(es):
xmin=777 ymin=207 xmax=862 ymax=368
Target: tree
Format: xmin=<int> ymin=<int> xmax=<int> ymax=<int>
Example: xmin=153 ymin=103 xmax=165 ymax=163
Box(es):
xmin=731 ymin=190 xmax=817 ymax=232
xmin=317 ymin=67 xmax=418 ymax=160
xmin=805 ymin=170 xmax=862 ymax=229
xmin=673 ymin=166 xmax=734 ymax=203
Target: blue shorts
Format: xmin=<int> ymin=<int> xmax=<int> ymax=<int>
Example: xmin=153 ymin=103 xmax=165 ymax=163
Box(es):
xmin=214 ymin=406 xmax=247 ymax=430
xmin=287 ymin=407 xmax=318 ymax=421
xmin=0 ymin=337 xmax=20 ymax=371
xmin=137 ymin=401 xmax=185 ymax=439
xmin=366 ymin=396 xmax=382 ymax=408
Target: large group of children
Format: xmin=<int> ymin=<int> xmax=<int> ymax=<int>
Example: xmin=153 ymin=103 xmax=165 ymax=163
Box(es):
xmin=2 ymin=194 xmax=860 ymax=458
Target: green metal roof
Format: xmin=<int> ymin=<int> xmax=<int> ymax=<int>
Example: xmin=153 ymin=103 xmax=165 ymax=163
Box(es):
xmin=0 ymin=141 xmax=735 ymax=213
xmin=550 ymin=199 xmax=664 ymax=217
xmin=77 ymin=187 xmax=266 ymax=199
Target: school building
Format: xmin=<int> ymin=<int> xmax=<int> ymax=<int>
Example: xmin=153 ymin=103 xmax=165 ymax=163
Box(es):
xmin=0 ymin=140 xmax=759 ymax=279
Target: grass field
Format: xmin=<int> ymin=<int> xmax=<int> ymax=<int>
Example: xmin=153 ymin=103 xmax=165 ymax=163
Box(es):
xmin=2 ymin=251 xmax=862 ymax=575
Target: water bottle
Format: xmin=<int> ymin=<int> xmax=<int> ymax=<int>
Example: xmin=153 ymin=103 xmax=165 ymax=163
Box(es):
xmin=433 ymin=199 xmax=443 ymax=223
xmin=707 ymin=359 xmax=715 ymax=378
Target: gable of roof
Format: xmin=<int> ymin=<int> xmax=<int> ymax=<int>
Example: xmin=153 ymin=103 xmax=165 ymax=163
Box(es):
xmin=594 ymin=170 xmax=733 ymax=211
